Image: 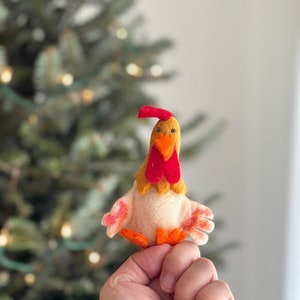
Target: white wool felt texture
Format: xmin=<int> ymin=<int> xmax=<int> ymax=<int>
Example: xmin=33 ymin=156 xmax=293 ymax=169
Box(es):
xmin=126 ymin=185 xmax=190 ymax=244
xmin=123 ymin=182 xmax=192 ymax=245
xmin=103 ymin=181 xmax=214 ymax=245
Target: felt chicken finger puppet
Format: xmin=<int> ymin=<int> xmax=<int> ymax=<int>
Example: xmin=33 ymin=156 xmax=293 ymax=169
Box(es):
xmin=101 ymin=105 xmax=214 ymax=248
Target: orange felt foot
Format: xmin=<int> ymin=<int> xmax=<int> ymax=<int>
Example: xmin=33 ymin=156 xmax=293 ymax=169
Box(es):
xmin=156 ymin=227 xmax=187 ymax=246
xmin=119 ymin=228 xmax=149 ymax=248
xmin=156 ymin=227 xmax=168 ymax=245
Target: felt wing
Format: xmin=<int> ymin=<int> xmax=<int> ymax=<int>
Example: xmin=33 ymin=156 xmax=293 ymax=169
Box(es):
xmin=101 ymin=193 xmax=132 ymax=238
xmin=182 ymin=200 xmax=215 ymax=245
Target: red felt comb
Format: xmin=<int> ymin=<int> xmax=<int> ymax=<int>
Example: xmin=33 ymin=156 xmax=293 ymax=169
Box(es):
xmin=138 ymin=105 xmax=173 ymax=121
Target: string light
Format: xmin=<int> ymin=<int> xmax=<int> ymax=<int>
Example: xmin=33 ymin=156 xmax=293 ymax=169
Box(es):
xmin=0 ymin=66 xmax=13 ymax=83
xmin=32 ymin=27 xmax=45 ymax=41
xmin=126 ymin=63 xmax=143 ymax=77
xmin=0 ymin=271 xmax=10 ymax=287
xmin=150 ymin=64 xmax=163 ymax=77
xmin=28 ymin=114 xmax=38 ymax=125
xmin=61 ymin=222 xmax=72 ymax=238
xmin=48 ymin=239 xmax=58 ymax=250
xmin=34 ymin=92 xmax=46 ymax=104
xmin=80 ymin=89 xmax=94 ymax=104
xmin=61 ymin=73 xmax=74 ymax=86
xmin=0 ymin=229 xmax=9 ymax=247
xmin=116 ymin=27 xmax=128 ymax=40
xmin=88 ymin=251 xmax=100 ymax=264
xmin=24 ymin=273 xmax=36 ymax=286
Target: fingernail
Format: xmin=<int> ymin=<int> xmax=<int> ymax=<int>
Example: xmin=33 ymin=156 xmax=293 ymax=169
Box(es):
xmin=161 ymin=273 xmax=175 ymax=293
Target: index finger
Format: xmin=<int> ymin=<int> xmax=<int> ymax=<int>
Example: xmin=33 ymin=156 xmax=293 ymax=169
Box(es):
xmin=160 ymin=241 xmax=201 ymax=293
xmin=104 ymin=243 xmax=172 ymax=287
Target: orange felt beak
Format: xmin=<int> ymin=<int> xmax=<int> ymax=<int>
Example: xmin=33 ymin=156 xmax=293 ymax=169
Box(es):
xmin=154 ymin=134 xmax=175 ymax=161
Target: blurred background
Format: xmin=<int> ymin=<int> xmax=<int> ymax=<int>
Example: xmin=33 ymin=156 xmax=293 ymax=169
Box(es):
xmin=0 ymin=0 xmax=299 ymax=299
xmin=136 ymin=1 xmax=300 ymax=300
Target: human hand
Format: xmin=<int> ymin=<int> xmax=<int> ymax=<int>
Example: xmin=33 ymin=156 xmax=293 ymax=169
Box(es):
xmin=100 ymin=241 xmax=234 ymax=300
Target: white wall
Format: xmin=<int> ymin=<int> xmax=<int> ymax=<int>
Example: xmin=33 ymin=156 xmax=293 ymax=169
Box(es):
xmin=134 ymin=1 xmax=299 ymax=299
xmin=284 ymin=38 xmax=300 ymax=300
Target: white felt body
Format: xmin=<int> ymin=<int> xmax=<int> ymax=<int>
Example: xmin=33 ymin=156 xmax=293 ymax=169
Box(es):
xmin=103 ymin=181 xmax=214 ymax=245
xmin=125 ymin=181 xmax=191 ymax=244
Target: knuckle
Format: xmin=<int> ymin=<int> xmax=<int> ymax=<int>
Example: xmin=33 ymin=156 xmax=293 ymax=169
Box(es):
xmin=214 ymin=280 xmax=234 ymax=299
xmin=195 ymin=257 xmax=216 ymax=272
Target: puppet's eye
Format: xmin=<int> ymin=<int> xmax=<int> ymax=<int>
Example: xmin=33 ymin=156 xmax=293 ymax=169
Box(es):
xmin=156 ymin=127 xmax=161 ymax=133
xmin=171 ymin=128 xmax=176 ymax=133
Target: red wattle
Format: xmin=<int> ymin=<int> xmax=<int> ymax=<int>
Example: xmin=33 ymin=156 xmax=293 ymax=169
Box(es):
xmin=145 ymin=146 xmax=181 ymax=184
xmin=164 ymin=149 xmax=181 ymax=184
xmin=145 ymin=146 xmax=164 ymax=183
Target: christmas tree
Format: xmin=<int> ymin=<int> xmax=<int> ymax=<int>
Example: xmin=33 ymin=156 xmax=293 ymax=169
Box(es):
xmin=0 ymin=0 xmax=228 ymax=299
